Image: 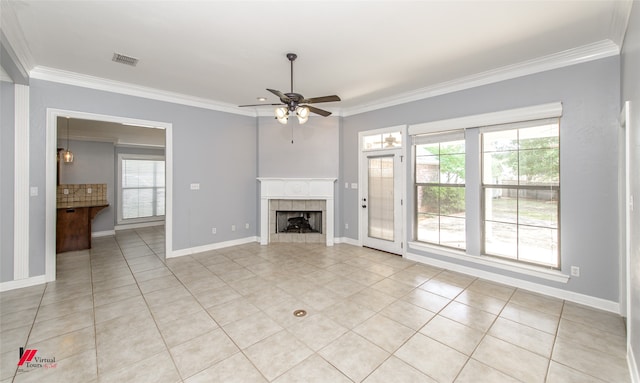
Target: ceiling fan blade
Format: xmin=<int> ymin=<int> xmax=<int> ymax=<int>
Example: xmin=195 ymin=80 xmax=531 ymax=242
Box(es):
xmin=239 ymin=103 xmax=283 ymax=107
xmin=302 ymin=95 xmax=341 ymax=104
xmin=267 ymin=88 xmax=291 ymax=103
xmin=305 ymin=105 xmax=332 ymax=117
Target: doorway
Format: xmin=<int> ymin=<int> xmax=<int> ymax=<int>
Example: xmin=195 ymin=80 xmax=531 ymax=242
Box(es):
xmin=45 ymin=109 xmax=173 ymax=282
xmin=359 ymin=126 xmax=406 ymax=255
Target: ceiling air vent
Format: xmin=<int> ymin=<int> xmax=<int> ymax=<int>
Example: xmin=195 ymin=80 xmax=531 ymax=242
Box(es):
xmin=112 ymin=53 xmax=138 ymax=66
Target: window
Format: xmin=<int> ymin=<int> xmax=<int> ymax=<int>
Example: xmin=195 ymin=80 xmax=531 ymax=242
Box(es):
xmin=414 ymin=132 xmax=465 ymax=249
xmin=481 ymin=120 xmax=559 ymax=267
xmin=363 ymin=131 xmax=402 ymax=150
xmin=118 ymin=155 xmax=165 ymax=223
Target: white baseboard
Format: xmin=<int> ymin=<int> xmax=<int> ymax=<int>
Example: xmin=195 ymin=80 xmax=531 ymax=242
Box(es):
xmin=334 ymin=237 xmax=360 ymax=246
xmin=405 ymin=251 xmax=620 ymax=314
xmin=92 ymin=230 xmax=115 ymax=238
xmin=630 ymin=343 xmax=639 ymax=383
xmin=115 ymin=221 xmax=164 ymax=231
xmin=169 ymin=236 xmax=259 ymax=258
xmin=0 ymin=275 xmax=47 ymax=292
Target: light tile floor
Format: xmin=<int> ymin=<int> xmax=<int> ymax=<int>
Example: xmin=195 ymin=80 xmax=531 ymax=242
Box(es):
xmin=0 ymin=227 xmax=631 ymax=383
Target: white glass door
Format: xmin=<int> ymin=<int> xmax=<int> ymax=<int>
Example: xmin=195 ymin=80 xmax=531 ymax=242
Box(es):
xmin=361 ymin=151 xmax=403 ymax=254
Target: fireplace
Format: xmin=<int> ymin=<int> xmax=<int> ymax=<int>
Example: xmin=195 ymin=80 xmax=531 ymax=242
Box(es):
xmin=276 ymin=211 xmax=322 ymax=233
xmin=258 ymin=178 xmax=336 ymax=246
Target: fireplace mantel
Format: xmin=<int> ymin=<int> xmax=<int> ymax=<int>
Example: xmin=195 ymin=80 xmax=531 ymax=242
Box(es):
xmin=258 ymin=178 xmax=336 ymax=246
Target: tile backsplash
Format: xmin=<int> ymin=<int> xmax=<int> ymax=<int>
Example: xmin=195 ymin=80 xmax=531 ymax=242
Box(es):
xmin=57 ymin=184 xmax=107 ymax=204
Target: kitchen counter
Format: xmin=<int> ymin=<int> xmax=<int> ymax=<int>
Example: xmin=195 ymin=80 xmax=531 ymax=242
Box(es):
xmin=56 ymin=201 xmax=109 ymax=253
xmin=56 ymin=200 xmax=109 ymax=209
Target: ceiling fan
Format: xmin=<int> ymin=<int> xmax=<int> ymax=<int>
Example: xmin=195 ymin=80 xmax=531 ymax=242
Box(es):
xmin=239 ymin=53 xmax=341 ymax=124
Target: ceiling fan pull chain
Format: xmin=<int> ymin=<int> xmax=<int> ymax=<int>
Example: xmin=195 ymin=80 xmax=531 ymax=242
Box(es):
xmin=291 ymin=124 xmax=294 ymax=144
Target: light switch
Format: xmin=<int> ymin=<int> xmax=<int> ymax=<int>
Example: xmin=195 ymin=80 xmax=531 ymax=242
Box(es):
xmin=30 ymin=187 xmax=38 ymax=197
xmin=190 ymin=183 xmax=200 ymax=190
xmin=351 ymin=183 xmax=358 ymax=189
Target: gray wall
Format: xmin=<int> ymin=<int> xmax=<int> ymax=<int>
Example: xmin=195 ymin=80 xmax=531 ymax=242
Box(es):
xmin=342 ymin=56 xmax=621 ymax=301
xmin=258 ymin=115 xmax=341 ymax=237
xmin=1 ymin=80 xmax=15 ymax=282
xmin=621 ymin=1 xmax=640 ymax=375
xmin=58 ymin=139 xmax=115 ymax=233
xmin=257 ymin=115 xmax=339 ymax=178
xmin=27 ymin=79 xmax=257 ymax=276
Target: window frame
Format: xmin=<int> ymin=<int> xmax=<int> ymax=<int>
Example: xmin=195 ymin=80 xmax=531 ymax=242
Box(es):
xmin=413 ymin=131 xmax=466 ymax=250
xmin=117 ymin=153 xmax=166 ymax=225
xmin=408 ymin=103 xmax=567 ymax=281
xmin=480 ymin=120 xmax=561 ymax=269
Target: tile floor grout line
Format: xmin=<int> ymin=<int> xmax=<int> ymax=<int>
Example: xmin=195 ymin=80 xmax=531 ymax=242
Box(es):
xmin=9 ymin=281 xmax=47 ymax=382
xmin=89 ymin=242 xmax=100 ymax=382
xmin=547 ymin=300 xmax=612 ymax=383
xmin=8 ymin=231 xmax=629 ymax=383
xmin=142 ymin=231 xmax=272 ymax=382
xmin=453 ymin=278 xmax=519 ymax=382
xmin=111 ymin=230 xmax=186 ymax=382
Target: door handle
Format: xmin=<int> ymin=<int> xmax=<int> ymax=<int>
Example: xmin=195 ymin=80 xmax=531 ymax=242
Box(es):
xmin=362 ymin=205 xmax=367 ymax=208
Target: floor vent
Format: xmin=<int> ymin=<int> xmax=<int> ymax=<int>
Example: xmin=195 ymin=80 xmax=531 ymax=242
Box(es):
xmin=112 ymin=53 xmax=139 ymax=66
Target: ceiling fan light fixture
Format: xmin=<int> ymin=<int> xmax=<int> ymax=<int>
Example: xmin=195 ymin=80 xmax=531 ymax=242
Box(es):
xmin=275 ymin=107 xmax=289 ymax=124
xmin=296 ymin=106 xmax=309 ymax=124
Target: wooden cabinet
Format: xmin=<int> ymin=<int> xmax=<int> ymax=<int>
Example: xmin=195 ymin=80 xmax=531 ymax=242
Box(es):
xmin=56 ymin=204 xmax=108 ymax=253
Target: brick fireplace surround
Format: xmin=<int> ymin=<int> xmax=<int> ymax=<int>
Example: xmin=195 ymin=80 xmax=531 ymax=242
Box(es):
xmin=258 ymin=178 xmax=336 ymax=246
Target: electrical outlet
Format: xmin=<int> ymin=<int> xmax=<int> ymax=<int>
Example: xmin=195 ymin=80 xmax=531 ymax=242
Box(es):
xmin=212 ymin=228 xmax=216 ymax=234
xmin=345 ymin=223 xmax=349 ymax=229
xmin=571 ymin=266 xmax=580 ymax=277
xmin=345 ymin=182 xmax=349 ymax=189
xmin=245 ymin=223 xmax=249 ymax=229
xmin=231 ymin=225 xmax=236 ymax=231
xmin=63 ymin=188 xmax=69 ymax=195
xmin=87 ymin=187 xmax=92 ymax=194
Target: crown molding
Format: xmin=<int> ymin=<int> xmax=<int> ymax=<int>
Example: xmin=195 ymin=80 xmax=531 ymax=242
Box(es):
xmin=610 ymin=0 xmax=634 ymax=46
xmin=342 ymin=40 xmax=620 ymax=117
xmin=0 ymin=4 xmax=35 ymax=74
xmin=0 ymin=65 xmax=12 ymax=83
xmin=29 ymin=66 xmax=256 ymax=117
xmin=28 ymin=39 xmax=620 ymax=119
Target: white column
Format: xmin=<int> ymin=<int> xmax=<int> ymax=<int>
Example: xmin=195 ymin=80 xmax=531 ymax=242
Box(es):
xmin=326 ymin=198 xmax=334 ymax=246
xmin=260 ymin=197 xmax=269 ymax=245
xmin=13 ymin=84 xmax=29 ymax=280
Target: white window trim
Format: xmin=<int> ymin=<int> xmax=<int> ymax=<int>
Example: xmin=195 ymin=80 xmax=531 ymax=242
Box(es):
xmin=408 ymin=102 xmax=565 ymax=282
xmin=409 ymin=102 xmax=562 ymax=135
xmin=360 ymin=125 xmax=405 ymax=152
xmin=413 ymin=133 xmax=467 ymax=249
xmin=117 ymin=153 xmax=166 ymax=225
xmin=408 ymin=241 xmax=569 ymax=283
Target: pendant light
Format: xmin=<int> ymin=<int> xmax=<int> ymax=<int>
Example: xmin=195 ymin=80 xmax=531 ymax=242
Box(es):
xmin=62 ymin=117 xmax=74 ymax=163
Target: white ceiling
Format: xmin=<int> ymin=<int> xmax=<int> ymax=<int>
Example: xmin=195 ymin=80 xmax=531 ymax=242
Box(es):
xmin=1 ymin=1 xmax=633 ymax=116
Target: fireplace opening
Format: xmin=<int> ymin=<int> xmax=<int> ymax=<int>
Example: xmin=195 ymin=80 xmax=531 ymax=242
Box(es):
xmin=276 ymin=211 xmax=322 ymax=233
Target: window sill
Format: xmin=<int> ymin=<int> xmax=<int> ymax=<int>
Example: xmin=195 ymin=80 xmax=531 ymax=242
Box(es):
xmin=407 ymin=241 xmax=570 ymax=284
xmin=116 ymin=216 xmax=165 ymax=226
